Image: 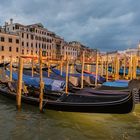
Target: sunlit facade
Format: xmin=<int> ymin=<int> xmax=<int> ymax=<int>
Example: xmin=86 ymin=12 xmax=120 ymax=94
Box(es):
xmin=5 ymin=19 xmax=54 ymax=59
xmin=0 ymin=19 xmax=97 ymax=62
xmin=0 ymin=29 xmax=20 ymax=62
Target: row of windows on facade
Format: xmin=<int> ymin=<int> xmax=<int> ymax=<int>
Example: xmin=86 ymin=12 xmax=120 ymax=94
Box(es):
xmin=62 ymin=46 xmax=78 ymax=51
xmin=15 ymin=25 xmax=53 ymax=36
xmin=0 ymin=37 xmax=19 ymax=43
xmin=21 ymin=42 xmax=52 ymax=50
xmin=0 ymin=46 xmax=19 ymax=52
xmin=1 ymin=56 xmax=19 ymax=60
xmin=21 ymin=33 xmax=53 ymax=43
xmin=64 ymin=51 xmax=77 ymax=56
xmin=21 ymin=49 xmax=52 ymax=56
xmin=32 ymin=28 xmax=53 ymax=37
xmin=65 ymin=47 xmax=78 ymax=51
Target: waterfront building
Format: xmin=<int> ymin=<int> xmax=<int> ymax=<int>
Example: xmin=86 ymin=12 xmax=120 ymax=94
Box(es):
xmin=137 ymin=43 xmax=140 ymax=57
xmin=62 ymin=42 xmax=79 ymax=60
xmin=5 ymin=19 xmax=55 ymax=59
xmin=69 ymin=41 xmax=97 ymax=61
xmin=0 ymin=19 xmax=97 ymax=62
xmin=124 ymin=48 xmax=138 ymax=56
xmin=0 ymin=27 xmax=20 ymax=62
xmin=3 ymin=19 xmax=80 ymax=61
xmin=53 ymin=35 xmax=64 ymax=60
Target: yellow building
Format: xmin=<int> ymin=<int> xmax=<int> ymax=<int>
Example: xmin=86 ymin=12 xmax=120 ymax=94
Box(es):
xmin=0 ymin=19 xmax=97 ymax=62
xmin=5 ymin=19 xmax=56 ymax=59
xmin=0 ymin=29 xmax=20 ymax=62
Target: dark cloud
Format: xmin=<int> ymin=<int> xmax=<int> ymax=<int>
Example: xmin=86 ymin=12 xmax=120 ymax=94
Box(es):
xmin=0 ymin=0 xmax=139 ymax=51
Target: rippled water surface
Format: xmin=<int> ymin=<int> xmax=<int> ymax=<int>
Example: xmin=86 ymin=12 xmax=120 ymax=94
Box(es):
xmin=0 ymin=95 xmax=140 ymax=140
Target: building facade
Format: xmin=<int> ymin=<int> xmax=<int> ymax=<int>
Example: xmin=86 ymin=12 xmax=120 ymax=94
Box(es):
xmin=0 ymin=19 xmax=97 ymax=62
xmin=0 ymin=28 xmax=20 ymax=62
xmin=137 ymin=44 xmax=140 ymax=57
xmin=5 ymin=19 xmax=55 ymax=59
xmin=69 ymin=41 xmax=97 ymax=62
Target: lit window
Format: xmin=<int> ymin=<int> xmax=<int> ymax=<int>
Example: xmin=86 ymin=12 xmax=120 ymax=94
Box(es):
xmin=16 ymin=39 xmax=19 ymax=44
xmin=1 ymin=37 xmax=5 ymax=42
xmin=9 ymin=38 xmax=12 ymax=43
xmin=1 ymin=46 xmax=4 ymax=51
xmin=9 ymin=46 xmax=12 ymax=52
xmin=16 ymin=48 xmax=19 ymax=52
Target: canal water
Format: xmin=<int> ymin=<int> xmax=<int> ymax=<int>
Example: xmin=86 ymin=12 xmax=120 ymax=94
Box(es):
xmin=0 ymin=95 xmax=140 ymax=140
xmin=0 ymin=65 xmax=140 ymax=140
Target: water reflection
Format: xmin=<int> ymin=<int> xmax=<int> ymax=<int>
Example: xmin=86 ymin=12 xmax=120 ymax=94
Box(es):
xmin=0 ymin=94 xmax=140 ymax=140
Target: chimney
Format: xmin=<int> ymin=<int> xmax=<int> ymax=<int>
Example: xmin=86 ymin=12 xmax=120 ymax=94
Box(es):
xmin=4 ymin=22 xmax=8 ymax=32
xmin=10 ymin=18 xmax=13 ymax=25
xmin=5 ymin=22 xmax=8 ymax=26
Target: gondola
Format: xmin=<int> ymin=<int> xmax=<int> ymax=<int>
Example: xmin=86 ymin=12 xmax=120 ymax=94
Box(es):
xmin=0 ymin=82 xmax=135 ymax=114
xmin=98 ymin=80 xmax=129 ymax=90
xmin=108 ymin=66 xmax=140 ymax=76
xmin=75 ymin=64 xmax=96 ymax=74
xmin=0 ymin=62 xmax=9 ymax=67
xmin=6 ymin=71 xmax=66 ymax=92
xmin=75 ymin=65 xmax=106 ymax=83
xmin=51 ymin=68 xmax=97 ymax=87
xmin=128 ymin=79 xmax=140 ymax=103
xmin=12 ymin=63 xmax=57 ymax=71
xmin=6 ymin=70 xmax=82 ymax=93
xmin=12 ymin=63 xmax=33 ymax=70
xmin=43 ymin=91 xmax=134 ymax=114
xmin=5 ymin=70 xmax=130 ymax=94
xmin=35 ymin=65 xmax=57 ymax=72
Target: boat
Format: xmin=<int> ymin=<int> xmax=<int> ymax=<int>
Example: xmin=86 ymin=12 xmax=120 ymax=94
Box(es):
xmin=108 ymin=66 xmax=140 ymax=76
xmin=75 ymin=65 xmax=106 ymax=83
xmin=0 ymin=82 xmax=49 ymax=106
xmin=0 ymin=62 xmax=9 ymax=67
xmin=6 ymin=71 xmax=66 ymax=92
xmin=128 ymin=79 xmax=140 ymax=90
xmin=97 ymin=80 xmax=129 ymax=90
xmin=35 ymin=64 xmax=58 ymax=72
xmin=51 ymin=68 xmax=98 ymax=87
xmin=43 ymin=91 xmax=134 ymax=114
xmin=12 ymin=63 xmax=33 ymax=70
xmin=128 ymin=79 xmax=140 ymax=103
xmin=12 ymin=63 xmax=57 ymax=71
xmin=76 ymin=64 xmax=95 ymax=74
xmin=0 ymin=82 xmax=135 ymax=114
xmin=6 ymin=70 xmax=82 ymax=92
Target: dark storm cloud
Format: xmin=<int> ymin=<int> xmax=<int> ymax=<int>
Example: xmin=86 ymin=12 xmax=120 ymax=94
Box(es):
xmin=0 ymin=0 xmax=139 ymax=51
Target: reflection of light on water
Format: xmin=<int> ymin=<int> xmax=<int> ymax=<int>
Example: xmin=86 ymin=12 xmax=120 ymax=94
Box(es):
xmin=47 ymin=111 xmax=134 ymax=139
xmin=132 ymin=104 xmax=140 ymax=122
xmin=122 ymin=132 xmax=129 ymax=140
xmin=0 ymin=94 xmax=140 ymax=139
xmin=133 ymin=111 xmax=140 ymax=118
xmin=49 ymin=105 xmax=140 ymax=140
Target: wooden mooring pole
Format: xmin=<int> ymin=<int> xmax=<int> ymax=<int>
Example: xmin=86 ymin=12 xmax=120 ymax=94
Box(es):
xmin=81 ymin=51 xmax=85 ymax=89
xmin=16 ymin=57 xmax=23 ymax=110
xmin=47 ymin=61 xmax=50 ymax=77
xmin=128 ymin=54 xmax=133 ymax=80
xmin=95 ymin=52 xmax=99 ymax=86
xmin=132 ymin=55 xmax=137 ymax=79
xmin=60 ymin=60 xmax=63 ymax=76
xmin=111 ymin=58 xmax=114 ymax=75
xmin=10 ymin=56 xmax=13 ymax=81
xmin=31 ymin=57 xmax=34 ymax=77
xmin=106 ymin=54 xmax=109 ymax=81
xmin=101 ymin=57 xmax=103 ymax=76
xmin=115 ymin=54 xmax=119 ymax=80
xmin=65 ymin=57 xmax=69 ymax=94
xmin=123 ymin=55 xmax=126 ymax=78
xmin=39 ymin=49 xmax=44 ymax=112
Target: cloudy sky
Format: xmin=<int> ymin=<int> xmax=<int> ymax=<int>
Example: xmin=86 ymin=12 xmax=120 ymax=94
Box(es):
xmin=0 ymin=0 xmax=139 ymax=51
